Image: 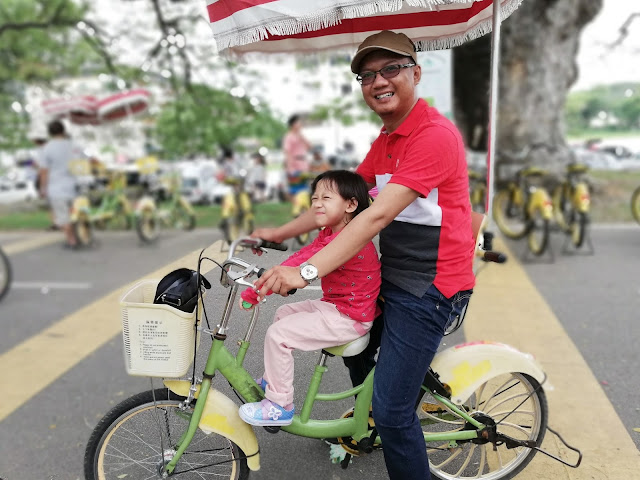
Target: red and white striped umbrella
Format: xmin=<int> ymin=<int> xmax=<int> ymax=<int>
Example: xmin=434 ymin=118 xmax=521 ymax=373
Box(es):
xmin=96 ymin=88 xmax=151 ymax=123
xmin=206 ymin=0 xmax=523 ymax=55
xmin=41 ymin=96 xmax=100 ymax=125
xmin=205 ymin=0 xmax=523 ymax=219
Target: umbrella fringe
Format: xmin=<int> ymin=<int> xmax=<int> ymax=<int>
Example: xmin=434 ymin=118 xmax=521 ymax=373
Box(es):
xmin=212 ymin=0 xmax=524 ymax=54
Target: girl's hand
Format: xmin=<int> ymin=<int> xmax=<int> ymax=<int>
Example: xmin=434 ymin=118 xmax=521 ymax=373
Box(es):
xmin=254 ymin=265 xmax=306 ymax=300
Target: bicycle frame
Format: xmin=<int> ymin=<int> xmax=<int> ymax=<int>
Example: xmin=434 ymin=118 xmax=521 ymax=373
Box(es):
xmin=157 ymin=238 xmax=549 ymax=476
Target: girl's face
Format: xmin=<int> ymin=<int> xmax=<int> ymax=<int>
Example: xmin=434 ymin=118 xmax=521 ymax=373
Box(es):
xmin=311 ymin=180 xmax=357 ymax=232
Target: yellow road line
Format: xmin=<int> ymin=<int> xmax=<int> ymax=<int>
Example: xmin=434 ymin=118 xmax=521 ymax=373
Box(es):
xmin=0 ymin=240 xmax=229 ymax=421
xmin=2 ymin=233 xmax=60 ymax=255
xmin=465 ymin=237 xmax=640 ymax=479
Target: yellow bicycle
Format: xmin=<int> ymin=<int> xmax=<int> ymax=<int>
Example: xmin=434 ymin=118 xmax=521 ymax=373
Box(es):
xmin=493 ymin=165 xmax=554 ymax=257
xmin=552 ymin=162 xmax=591 ymax=248
xmin=468 ymin=169 xmax=486 ymax=213
xmin=219 ymin=175 xmax=255 ymax=244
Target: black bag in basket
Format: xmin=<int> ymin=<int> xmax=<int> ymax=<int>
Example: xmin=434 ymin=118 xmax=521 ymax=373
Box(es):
xmin=154 ymin=268 xmax=211 ymax=313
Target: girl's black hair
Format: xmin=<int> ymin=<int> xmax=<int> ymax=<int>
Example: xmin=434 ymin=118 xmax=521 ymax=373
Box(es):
xmin=311 ymin=170 xmax=370 ymax=218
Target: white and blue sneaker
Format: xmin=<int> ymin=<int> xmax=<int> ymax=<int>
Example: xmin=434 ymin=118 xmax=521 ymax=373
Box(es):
xmin=239 ymin=399 xmax=295 ymax=426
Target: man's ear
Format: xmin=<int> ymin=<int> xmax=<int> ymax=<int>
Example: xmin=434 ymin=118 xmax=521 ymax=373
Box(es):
xmin=346 ymin=198 xmax=358 ymax=213
xmin=413 ymin=64 xmax=422 ymax=85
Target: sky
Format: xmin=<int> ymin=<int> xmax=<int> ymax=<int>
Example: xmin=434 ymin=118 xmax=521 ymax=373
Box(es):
xmin=572 ymin=0 xmax=639 ymax=91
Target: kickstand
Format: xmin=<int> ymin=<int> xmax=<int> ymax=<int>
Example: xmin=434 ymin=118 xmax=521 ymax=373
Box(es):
xmin=532 ymin=425 xmax=583 ymax=468
xmin=340 ymin=453 xmax=352 ymax=469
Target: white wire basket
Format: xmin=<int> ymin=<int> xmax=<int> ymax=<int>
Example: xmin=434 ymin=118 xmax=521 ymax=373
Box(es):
xmin=120 ymin=279 xmax=202 ymax=377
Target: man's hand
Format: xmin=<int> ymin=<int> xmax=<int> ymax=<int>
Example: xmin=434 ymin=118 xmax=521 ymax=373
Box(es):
xmin=250 ymin=227 xmax=282 ymax=256
xmin=254 ymin=265 xmax=306 ymax=300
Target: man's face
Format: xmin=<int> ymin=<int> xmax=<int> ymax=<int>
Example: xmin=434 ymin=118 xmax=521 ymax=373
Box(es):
xmin=357 ymin=51 xmax=420 ymax=123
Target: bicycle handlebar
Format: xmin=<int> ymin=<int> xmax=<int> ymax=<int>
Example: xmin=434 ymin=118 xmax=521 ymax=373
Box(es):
xmin=228 ymin=236 xmax=288 ymax=259
xmin=481 ymin=251 xmax=507 ymax=263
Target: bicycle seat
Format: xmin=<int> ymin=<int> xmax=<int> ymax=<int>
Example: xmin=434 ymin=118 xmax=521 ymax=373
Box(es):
xmin=567 ymin=163 xmax=589 ymax=174
xmin=519 ymin=166 xmax=548 ymax=177
xmin=323 ymin=332 xmax=370 ymax=357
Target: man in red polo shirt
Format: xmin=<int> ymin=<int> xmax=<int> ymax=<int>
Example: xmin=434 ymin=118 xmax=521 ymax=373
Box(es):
xmin=253 ymin=30 xmax=475 ymax=479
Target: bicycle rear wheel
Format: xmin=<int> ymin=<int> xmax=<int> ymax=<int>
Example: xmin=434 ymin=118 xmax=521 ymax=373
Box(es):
xmin=419 ymin=373 xmax=547 ymax=480
xmin=0 ymin=247 xmax=12 ymax=302
xmin=73 ymin=213 xmax=94 ymax=247
xmin=136 ymin=209 xmax=159 ymax=244
xmin=84 ymin=389 xmax=250 ymax=480
xmin=493 ymin=190 xmax=529 ymax=239
xmin=551 ymin=184 xmax=571 ymax=232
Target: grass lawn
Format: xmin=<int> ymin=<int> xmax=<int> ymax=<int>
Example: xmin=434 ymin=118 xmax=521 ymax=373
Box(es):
xmin=0 ymin=201 xmax=294 ymax=231
xmin=1 ymin=171 xmax=638 ymax=231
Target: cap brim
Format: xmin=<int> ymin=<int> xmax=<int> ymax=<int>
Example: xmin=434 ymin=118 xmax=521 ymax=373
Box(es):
xmin=351 ymin=46 xmax=416 ymax=73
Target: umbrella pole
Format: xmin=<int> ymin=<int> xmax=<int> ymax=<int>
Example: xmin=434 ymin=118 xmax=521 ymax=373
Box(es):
xmin=485 ymin=0 xmax=502 ymax=227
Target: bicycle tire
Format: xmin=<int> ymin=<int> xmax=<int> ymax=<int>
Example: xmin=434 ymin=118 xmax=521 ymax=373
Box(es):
xmin=0 ymin=247 xmax=12 ymax=302
xmin=631 ymin=186 xmax=640 ymax=225
xmin=570 ymin=211 xmax=588 ymax=248
xmin=84 ymin=389 xmax=250 ymax=480
xmin=295 ymin=207 xmax=310 ymax=245
xmin=419 ymin=373 xmax=547 ymax=480
xmin=135 ymin=209 xmax=159 ymax=244
xmin=551 ymin=184 xmax=571 ymax=232
xmin=73 ymin=214 xmax=94 ymax=247
xmin=492 ymin=189 xmax=529 ymax=239
xmin=221 ymin=215 xmax=240 ymax=244
xmin=527 ymin=208 xmax=550 ymax=256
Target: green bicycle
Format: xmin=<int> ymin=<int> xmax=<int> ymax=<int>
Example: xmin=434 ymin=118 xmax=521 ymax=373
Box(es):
xmin=84 ymin=235 xmax=581 ymax=479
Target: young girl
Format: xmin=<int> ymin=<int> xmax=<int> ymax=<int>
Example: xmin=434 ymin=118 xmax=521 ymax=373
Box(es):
xmin=238 ymin=170 xmax=381 ymax=426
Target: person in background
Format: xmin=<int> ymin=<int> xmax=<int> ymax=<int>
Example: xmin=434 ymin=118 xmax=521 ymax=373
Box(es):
xmin=283 ymin=114 xmax=312 ymax=200
xmin=309 ymin=147 xmax=331 ymax=175
xmin=238 ymin=170 xmax=380 ymax=427
xmin=38 ymin=120 xmax=84 ymax=249
xmin=250 ymin=30 xmax=475 ymax=479
xmin=247 ymin=152 xmax=268 ymax=202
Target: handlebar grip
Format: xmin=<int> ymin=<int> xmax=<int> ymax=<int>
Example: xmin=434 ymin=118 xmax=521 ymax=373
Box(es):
xmin=260 ymin=240 xmax=288 ymax=251
xmin=483 ymin=251 xmax=507 ymax=263
xmin=255 ymin=268 xmax=296 ymax=295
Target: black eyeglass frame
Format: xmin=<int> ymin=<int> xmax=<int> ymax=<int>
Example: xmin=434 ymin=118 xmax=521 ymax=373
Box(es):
xmin=355 ymin=63 xmax=416 ymax=85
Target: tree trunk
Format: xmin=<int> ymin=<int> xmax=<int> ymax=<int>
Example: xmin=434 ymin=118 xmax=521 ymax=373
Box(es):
xmin=454 ymin=0 xmax=603 ymax=179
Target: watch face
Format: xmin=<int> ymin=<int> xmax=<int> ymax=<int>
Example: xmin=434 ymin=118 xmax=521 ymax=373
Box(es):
xmin=301 ymin=264 xmax=318 ymax=281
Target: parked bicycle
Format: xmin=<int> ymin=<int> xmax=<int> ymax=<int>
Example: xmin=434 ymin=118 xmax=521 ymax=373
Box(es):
xmin=289 ymin=172 xmax=317 ymax=246
xmin=493 ymin=147 xmax=554 ymax=257
xmin=552 ymin=161 xmax=591 ymax=249
xmin=136 ymin=172 xmax=197 ymax=244
xmin=84 ymin=229 xmax=581 ymax=479
xmin=219 ymin=173 xmax=255 ymax=245
xmin=468 ymin=168 xmax=487 ymax=213
xmin=0 ymin=245 xmax=11 ymax=302
xmin=631 ymin=184 xmax=640 ymax=225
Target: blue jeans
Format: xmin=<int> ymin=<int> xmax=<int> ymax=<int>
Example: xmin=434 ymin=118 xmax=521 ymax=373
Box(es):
xmin=372 ymin=280 xmax=472 ymax=480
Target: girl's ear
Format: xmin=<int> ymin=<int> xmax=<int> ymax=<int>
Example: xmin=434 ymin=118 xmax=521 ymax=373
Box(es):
xmin=346 ymin=197 xmax=358 ymax=213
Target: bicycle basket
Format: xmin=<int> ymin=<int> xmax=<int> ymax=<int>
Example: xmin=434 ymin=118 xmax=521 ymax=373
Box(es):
xmin=120 ymin=278 xmax=206 ymax=377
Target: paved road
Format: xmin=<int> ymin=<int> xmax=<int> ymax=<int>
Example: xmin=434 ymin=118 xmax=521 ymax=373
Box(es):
xmin=0 ymin=224 xmax=638 ymax=479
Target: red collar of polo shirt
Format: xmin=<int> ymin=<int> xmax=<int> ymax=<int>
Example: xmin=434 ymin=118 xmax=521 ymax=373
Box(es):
xmin=381 ymin=98 xmax=429 ymax=137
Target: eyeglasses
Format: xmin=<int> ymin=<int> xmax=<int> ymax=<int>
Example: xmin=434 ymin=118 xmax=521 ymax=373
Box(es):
xmin=356 ymin=63 xmax=416 ymax=86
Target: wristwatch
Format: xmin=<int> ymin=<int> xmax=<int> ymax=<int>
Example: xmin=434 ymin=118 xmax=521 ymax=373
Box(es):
xmin=300 ymin=262 xmax=319 ymax=284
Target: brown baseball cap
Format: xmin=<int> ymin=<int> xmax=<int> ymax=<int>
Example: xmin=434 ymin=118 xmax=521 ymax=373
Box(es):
xmin=351 ymin=30 xmax=417 ymax=74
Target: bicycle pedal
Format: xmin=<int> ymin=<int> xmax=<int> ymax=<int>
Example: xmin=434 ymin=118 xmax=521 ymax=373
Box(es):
xmin=262 ymin=425 xmax=281 ymax=434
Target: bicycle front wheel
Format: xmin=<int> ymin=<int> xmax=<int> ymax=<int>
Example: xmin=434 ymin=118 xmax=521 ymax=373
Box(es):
xmin=136 ymin=209 xmax=159 ymax=244
xmin=73 ymin=214 xmax=94 ymax=247
xmin=0 ymin=247 xmax=12 ymax=302
xmin=551 ymin=184 xmax=571 ymax=232
xmin=631 ymin=186 xmax=640 ymax=225
xmin=493 ymin=189 xmax=529 ymax=239
xmin=570 ymin=211 xmax=588 ymax=248
xmin=527 ymin=208 xmax=550 ymax=256
xmin=84 ymin=389 xmax=250 ymax=480
xmin=419 ymin=373 xmax=547 ymax=480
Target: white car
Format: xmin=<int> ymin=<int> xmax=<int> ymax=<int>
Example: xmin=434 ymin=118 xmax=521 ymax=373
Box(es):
xmin=0 ymin=180 xmax=38 ymax=204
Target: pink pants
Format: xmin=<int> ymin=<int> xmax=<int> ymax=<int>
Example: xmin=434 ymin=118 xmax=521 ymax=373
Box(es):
xmin=262 ymin=299 xmax=372 ymax=407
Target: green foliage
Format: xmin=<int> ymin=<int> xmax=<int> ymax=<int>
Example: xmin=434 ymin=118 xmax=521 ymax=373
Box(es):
xmin=566 ymin=83 xmax=640 ymax=133
xmin=152 ymin=84 xmax=286 ymax=159
xmin=0 ymin=0 xmax=100 ymax=149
